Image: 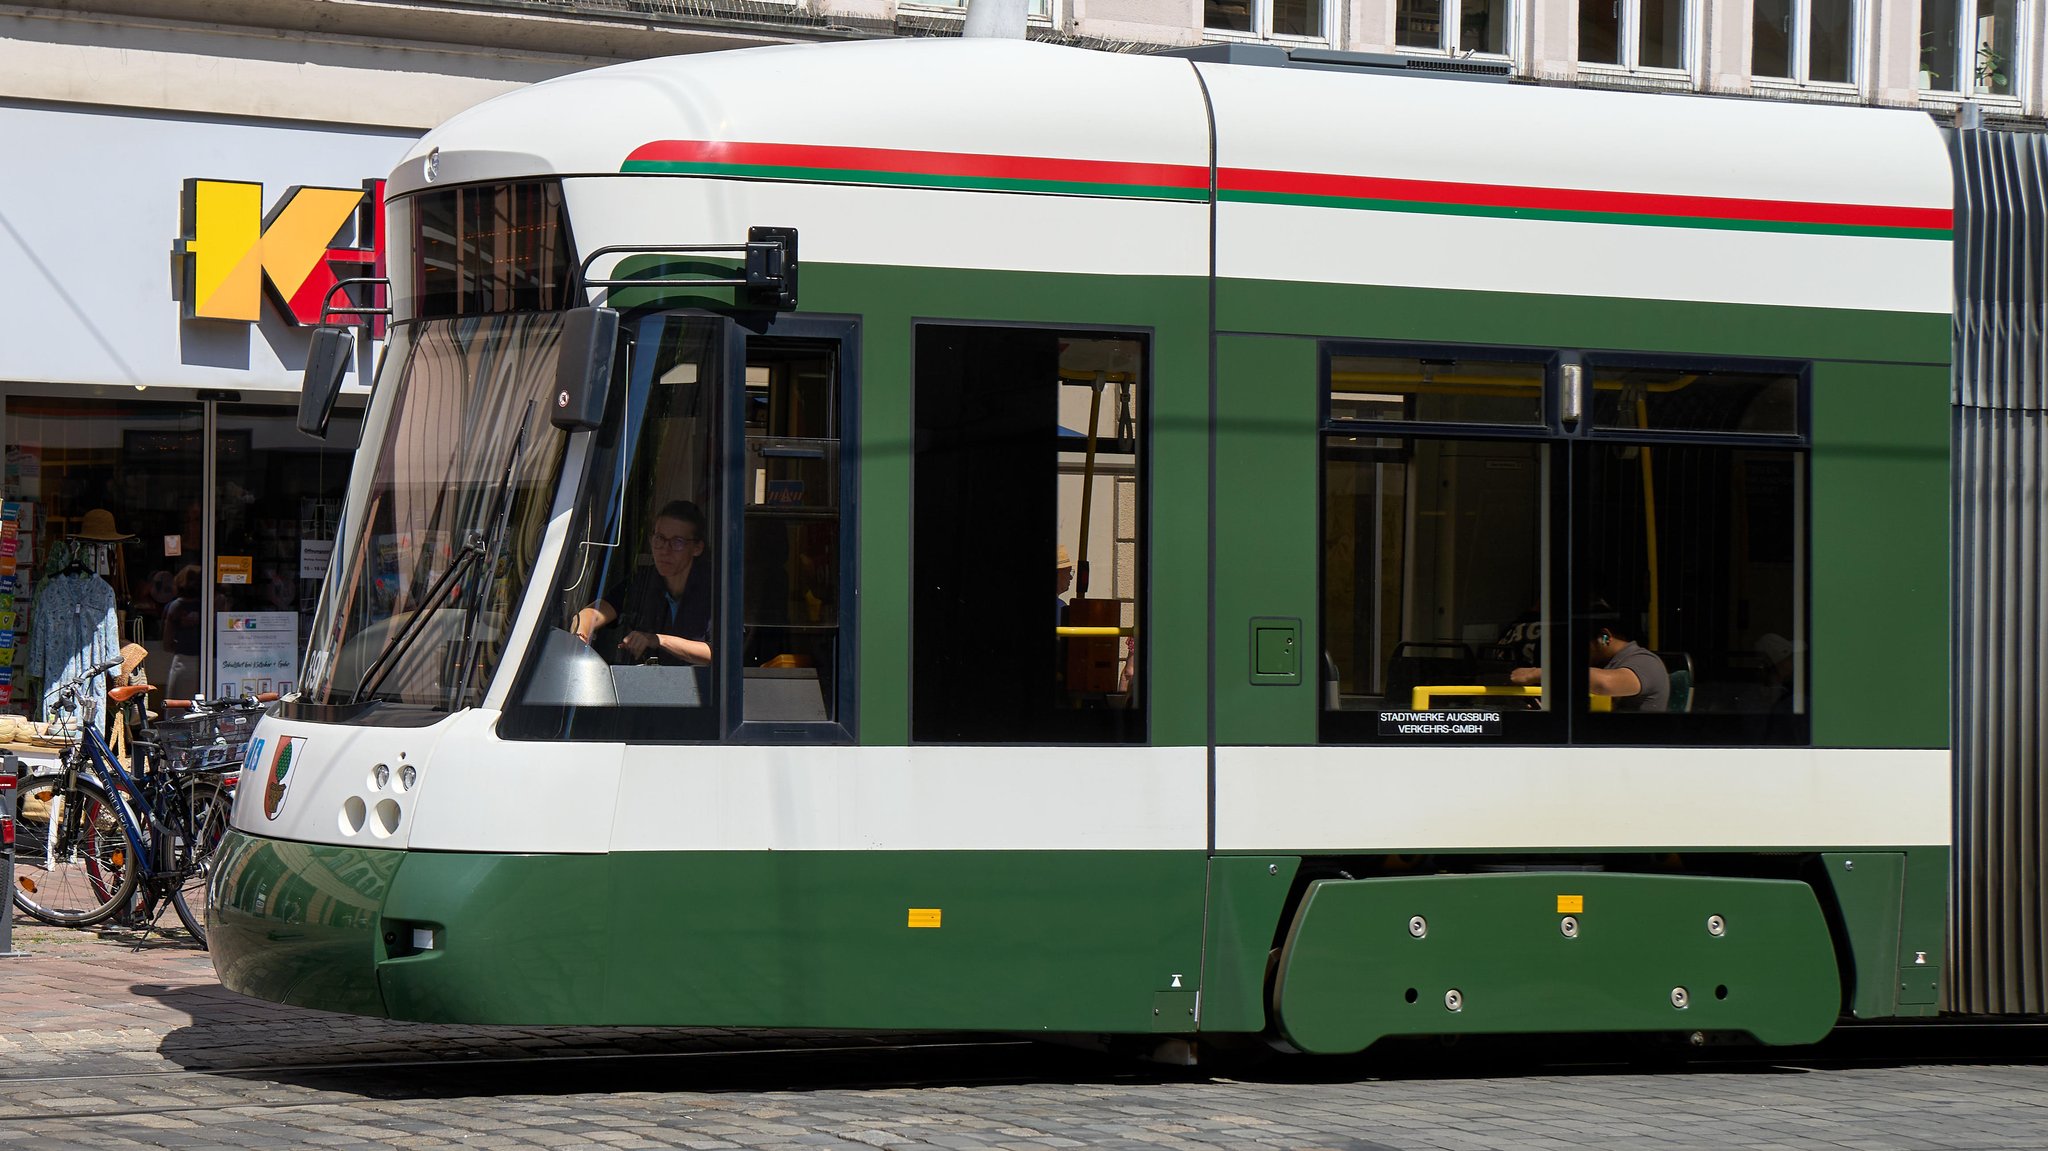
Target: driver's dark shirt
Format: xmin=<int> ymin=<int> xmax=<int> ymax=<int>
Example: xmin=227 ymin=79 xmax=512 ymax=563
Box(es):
xmin=600 ymin=566 xmax=712 ymax=665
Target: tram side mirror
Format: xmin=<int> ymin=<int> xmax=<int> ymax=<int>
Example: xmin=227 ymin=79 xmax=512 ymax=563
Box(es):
xmin=553 ymin=307 xmax=620 ymax=432
xmin=299 ymin=327 xmax=354 ymax=439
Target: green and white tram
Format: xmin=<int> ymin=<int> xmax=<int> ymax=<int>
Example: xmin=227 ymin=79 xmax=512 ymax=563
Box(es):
xmin=211 ymin=37 xmax=1953 ymax=1053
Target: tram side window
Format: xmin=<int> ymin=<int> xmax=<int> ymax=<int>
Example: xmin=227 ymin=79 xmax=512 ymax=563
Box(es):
xmin=1318 ymin=351 xmax=1809 ymax=745
xmin=509 ymin=316 xmax=723 ymax=741
xmin=912 ymin=325 xmax=1146 ymax=743
xmin=1578 ymin=365 xmax=1806 ymax=741
xmin=1321 ymin=353 xmax=1560 ymax=742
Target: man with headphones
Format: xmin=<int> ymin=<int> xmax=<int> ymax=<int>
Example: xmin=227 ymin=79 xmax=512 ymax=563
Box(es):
xmin=1508 ymin=618 xmax=1671 ymax=712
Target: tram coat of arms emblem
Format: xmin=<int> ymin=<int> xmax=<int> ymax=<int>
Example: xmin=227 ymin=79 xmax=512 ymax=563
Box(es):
xmin=265 ymin=735 xmax=304 ymax=820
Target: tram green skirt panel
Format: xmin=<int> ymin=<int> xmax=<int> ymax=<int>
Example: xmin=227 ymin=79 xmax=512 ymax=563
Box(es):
xmin=214 ymin=832 xmax=1209 ymax=1029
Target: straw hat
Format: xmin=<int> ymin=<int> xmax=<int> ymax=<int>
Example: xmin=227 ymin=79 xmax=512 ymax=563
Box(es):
xmin=71 ymin=508 xmax=135 ymax=542
xmin=1056 ymin=545 xmax=1074 ymax=571
xmin=118 ymin=642 xmax=150 ymax=683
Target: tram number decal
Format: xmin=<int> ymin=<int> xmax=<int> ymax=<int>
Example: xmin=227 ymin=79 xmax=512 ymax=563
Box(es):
xmin=1377 ymin=711 xmax=1503 ymax=736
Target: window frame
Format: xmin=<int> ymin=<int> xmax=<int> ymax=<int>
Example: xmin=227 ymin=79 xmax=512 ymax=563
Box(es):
xmin=898 ymin=0 xmax=1057 ymax=24
xmin=722 ymin=313 xmax=862 ymax=746
xmin=1203 ymin=0 xmax=1336 ymax=43
xmin=1916 ymin=0 xmax=2028 ymax=103
xmin=1749 ymin=0 xmax=1867 ymax=92
xmin=1394 ymin=0 xmax=1519 ymax=60
xmin=1317 ymin=340 xmax=1814 ymax=747
xmin=1578 ymin=0 xmax=1700 ymax=81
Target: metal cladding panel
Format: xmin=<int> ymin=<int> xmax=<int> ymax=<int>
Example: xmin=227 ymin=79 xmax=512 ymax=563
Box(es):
xmin=1955 ymin=127 xmax=2048 ymax=410
xmin=1954 ymin=405 xmax=2048 ymax=1014
xmin=1953 ymin=126 xmax=2048 ymax=1014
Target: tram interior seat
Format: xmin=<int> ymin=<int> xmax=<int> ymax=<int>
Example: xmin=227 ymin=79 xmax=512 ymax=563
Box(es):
xmin=1385 ymin=640 xmax=1476 ymax=705
xmin=1657 ymin=650 xmax=1694 ymax=713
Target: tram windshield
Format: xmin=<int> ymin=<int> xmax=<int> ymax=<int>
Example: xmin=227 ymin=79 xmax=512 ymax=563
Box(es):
xmin=299 ymin=312 xmax=570 ymax=711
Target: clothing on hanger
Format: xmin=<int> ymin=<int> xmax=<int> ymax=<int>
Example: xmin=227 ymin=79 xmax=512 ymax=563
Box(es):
xmin=27 ymin=563 xmax=119 ymax=728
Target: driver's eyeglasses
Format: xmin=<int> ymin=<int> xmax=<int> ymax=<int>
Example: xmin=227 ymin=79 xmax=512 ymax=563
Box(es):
xmin=651 ymin=532 xmax=699 ymax=552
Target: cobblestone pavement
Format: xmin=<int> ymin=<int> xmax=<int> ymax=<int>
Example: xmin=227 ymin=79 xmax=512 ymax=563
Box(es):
xmin=2 ymin=917 xmax=2047 ymax=1150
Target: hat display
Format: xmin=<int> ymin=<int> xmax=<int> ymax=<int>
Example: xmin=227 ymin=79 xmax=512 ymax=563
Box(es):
xmin=71 ymin=508 xmax=135 ymax=542
xmin=1056 ymin=544 xmax=1074 ymax=570
xmin=119 ymin=642 xmax=150 ymax=681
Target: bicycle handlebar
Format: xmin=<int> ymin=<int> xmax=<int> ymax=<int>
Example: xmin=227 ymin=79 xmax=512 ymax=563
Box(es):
xmin=164 ymin=691 xmax=279 ymax=712
xmin=47 ymin=655 xmax=130 ymax=713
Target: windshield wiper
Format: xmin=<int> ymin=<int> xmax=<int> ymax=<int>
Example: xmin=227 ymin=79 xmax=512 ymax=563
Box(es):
xmin=349 ymin=530 xmax=488 ymax=704
xmin=447 ymin=398 xmax=537 ymax=709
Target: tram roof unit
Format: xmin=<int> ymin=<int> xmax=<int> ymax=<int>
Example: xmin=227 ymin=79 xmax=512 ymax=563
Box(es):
xmin=385 ymin=37 xmax=1952 ymax=315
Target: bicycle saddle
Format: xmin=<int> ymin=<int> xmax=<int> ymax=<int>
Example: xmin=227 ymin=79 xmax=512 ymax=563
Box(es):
xmin=108 ymin=684 xmax=160 ymax=703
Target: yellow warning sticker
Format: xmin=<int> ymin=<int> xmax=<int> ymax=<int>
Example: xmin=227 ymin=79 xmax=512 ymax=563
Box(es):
xmin=907 ymin=908 xmax=942 ymax=929
xmin=1557 ymin=895 xmax=1584 ymax=914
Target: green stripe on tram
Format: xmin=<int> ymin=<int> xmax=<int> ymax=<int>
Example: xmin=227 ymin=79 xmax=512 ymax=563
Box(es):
xmin=621 ymin=159 xmax=1209 ymax=201
xmin=1217 ymin=189 xmax=1950 ymax=241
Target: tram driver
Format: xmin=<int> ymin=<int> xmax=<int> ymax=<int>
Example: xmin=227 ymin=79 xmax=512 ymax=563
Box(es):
xmin=1508 ymin=619 xmax=1669 ymax=712
xmin=570 ymin=499 xmax=713 ymax=666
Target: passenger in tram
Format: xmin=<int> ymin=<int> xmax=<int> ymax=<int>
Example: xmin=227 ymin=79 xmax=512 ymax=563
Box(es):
xmin=1055 ymin=544 xmax=1074 ymax=626
xmin=1508 ymin=619 xmax=1670 ymax=712
xmin=570 ymin=500 xmax=712 ymax=666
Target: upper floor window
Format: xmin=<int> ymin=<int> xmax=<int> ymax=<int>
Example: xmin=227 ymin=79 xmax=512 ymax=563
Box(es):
xmin=1397 ymin=0 xmax=1512 ymax=55
xmin=1320 ymin=346 xmax=1809 ymax=746
xmin=1754 ymin=0 xmax=1859 ymax=85
xmin=1920 ymin=0 xmax=2019 ymax=97
xmin=905 ymin=0 xmax=1054 ymax=18
xmin=1580 ymin=0 xmax=1690 ymax=71
xmin=1206 ymin=0 xmax=1329 ymax=38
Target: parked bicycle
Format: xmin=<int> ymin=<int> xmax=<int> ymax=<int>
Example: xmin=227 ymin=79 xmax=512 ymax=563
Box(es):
xmin=8 ymin=658 xmax=272 ymax=947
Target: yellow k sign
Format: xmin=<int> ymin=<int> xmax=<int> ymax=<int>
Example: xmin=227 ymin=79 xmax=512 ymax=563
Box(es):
xmin=177 ymin=179 xmax=369 ymax=323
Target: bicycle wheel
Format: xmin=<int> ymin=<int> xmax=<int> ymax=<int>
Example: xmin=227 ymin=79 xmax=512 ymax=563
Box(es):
xmin=169 ymin=775 xmax=233 ymax=946
xmin=10 ymin=775 xmax=137 ymax=927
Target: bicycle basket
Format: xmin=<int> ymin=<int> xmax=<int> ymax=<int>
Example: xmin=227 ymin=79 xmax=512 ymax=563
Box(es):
xmin=154 ymin=706 xmax=258 ymax=773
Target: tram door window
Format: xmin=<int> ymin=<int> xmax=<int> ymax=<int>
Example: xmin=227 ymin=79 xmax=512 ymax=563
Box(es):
xmin=911 ymin=325 xmax=1146 ymax=744
xmin=739 ymin=339 xmax=843 ymax=726
xmin=1320 ymin=353 xmax=1562 ymax=742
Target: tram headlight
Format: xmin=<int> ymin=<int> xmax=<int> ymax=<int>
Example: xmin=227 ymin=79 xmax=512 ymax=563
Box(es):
xmin=398 ymin=763 xmax=417 ymax=793
xmin=370 ymin=762 xmax=391 ymax=791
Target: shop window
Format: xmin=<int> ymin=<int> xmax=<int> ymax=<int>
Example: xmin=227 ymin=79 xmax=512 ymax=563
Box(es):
xmin=1580 ymin=0 xmax=1690 ymax=71
xmin=1206 ymin=0 xmax=1328 ymax=39
xmin=2 ymin=397 xmax=359 ymax=717
xmin=210 ymin=406 xmax=360 ymax=700
xmin=1319 ymin=348 xmax=1807 ymax=745
xmin=1753 ymin=0 xmax=1860 ymax=85
xmin=1919 ymin=0 xmax=2019 ymax=97
xmin=912 ymin=325 xmax=1146 ymax=744
xmin=1398 ymin=0 xmax=1512 ymax=56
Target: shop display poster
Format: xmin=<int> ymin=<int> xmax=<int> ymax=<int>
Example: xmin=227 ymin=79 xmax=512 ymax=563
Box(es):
xmin=216 ymin=611 xmax=298 ymax=697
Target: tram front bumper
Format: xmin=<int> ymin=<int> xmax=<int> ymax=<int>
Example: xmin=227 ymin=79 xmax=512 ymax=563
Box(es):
xmin=209 ymin=828 xmax=398 ymax=1018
